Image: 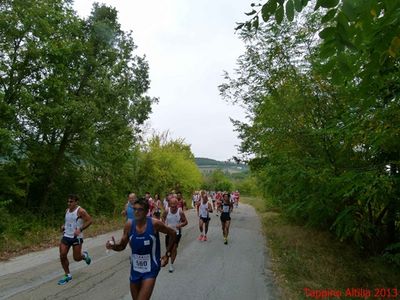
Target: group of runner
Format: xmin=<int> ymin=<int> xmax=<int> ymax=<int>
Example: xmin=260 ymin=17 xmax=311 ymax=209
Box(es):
xmin=57 ymin=190 xmax=239 ymax=299
xmin=192 ymin=190 xmax=240 ymax=210
xmin=193 ymin=190 xmax=235 ymax=245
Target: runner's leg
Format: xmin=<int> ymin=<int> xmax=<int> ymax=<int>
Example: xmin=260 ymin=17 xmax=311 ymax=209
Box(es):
xmin=130 ymin=278 xmax=156 ymax=300
xmin=130 ymin=282 xmax=140 ymax=299
xmin=198 ymin=219 xmax=204 ymax=240
xmin=72 ymin=243 xmax=84 ymax=261
xmin=59 ymin=243 xmax=70 ymax=274
xmin=225 ymin=220 xmax=231 ymax=238
xmin=204 ymin=219 xmax=209 ymax=235
xmin=199 ymin=218 xmax=204 ymax=234
xmin=170 ymin=243 xmax=178 ymax=264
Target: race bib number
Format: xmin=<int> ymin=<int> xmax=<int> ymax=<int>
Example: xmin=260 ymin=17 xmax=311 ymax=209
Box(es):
xmin=132 ymin=254 xmax=151 ymax=273
xmin=223 ymin=205 xmax=230 ymax=213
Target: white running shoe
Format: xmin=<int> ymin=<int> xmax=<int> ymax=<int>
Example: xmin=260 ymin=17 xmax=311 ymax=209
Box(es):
xmin=169 ymin=264 xmax=175 ymax=273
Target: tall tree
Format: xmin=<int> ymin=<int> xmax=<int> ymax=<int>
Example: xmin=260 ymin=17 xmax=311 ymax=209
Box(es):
xmin=0 ymin=1 xmax=155 ymax=213
xmin=222 ymin=5 xmax=400 ymax=252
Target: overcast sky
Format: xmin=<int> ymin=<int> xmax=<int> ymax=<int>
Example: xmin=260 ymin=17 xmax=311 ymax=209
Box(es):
xmin=73 ymin=0 xmax=251 ymax=161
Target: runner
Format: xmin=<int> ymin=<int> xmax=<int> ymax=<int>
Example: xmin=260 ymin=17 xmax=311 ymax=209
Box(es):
xmin=153 ymin=193 xmax=163 ymax=220
xmin=163 ymin=192 xmax=172 ymax=210
xmin=145 ymin=192 xmax=154 ymax=217
xmin=106 ymin=197 xmax=176 ymax=300
xmin=215 ymin=191 xmax=223 ymax=216
xmin=211 ymin=191 xmax=216 ymax=211
xmin=58 ymin=194 xmax=92 ymax=285
xmin=233 ymin=190 xmax=240 ymax=208
xmin=191 ymin=191 xmax=198 ymax=209
xmin=176 ymin=191 xmax=186 ymax=211
xmin=122 ymin=193 xmax=137 ymax=221
xmin=197 ymin=192 xmax=213 ymax=241
xmin=218 ymin=192 xmax=233 ymax=245
xmin=161 ymin=196 xmax=188 ymax=273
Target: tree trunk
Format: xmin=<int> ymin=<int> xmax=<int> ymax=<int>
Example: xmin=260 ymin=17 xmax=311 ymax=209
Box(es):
xmin=40 ymin=128 xmax=71 ymax=210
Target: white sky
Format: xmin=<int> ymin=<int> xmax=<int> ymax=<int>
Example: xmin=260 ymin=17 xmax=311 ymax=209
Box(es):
xmin=73 ymin=0 xmax=251 ymax=161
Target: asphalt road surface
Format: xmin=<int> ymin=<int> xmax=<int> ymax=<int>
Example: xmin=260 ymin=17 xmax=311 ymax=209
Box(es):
xmin=0 ymin=204 xmax=279 ymax=300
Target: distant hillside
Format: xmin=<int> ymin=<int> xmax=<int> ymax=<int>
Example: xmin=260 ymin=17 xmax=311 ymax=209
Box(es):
xmin=195 ymin=157 xmax=222 ymax=166
xmin=195 ymin=157 xmax=248 ymax=174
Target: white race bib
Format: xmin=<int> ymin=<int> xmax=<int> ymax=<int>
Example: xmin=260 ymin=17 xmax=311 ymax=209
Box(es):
xmin=132 ymin=254 xmax=151 ymax=273
xmin=223 ymin=205 xmax=230 ymax=213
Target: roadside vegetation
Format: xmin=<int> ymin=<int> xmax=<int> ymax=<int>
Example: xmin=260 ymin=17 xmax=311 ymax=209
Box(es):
xmin=222 ymin=0 xmax=400 ymax=278
xmin=241 ymin=196 xmax=400 ymax=300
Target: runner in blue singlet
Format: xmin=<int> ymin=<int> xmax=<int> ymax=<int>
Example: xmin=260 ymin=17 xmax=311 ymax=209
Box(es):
xmin=106 ymin=197 xmax=176 ymax=299
xmin=122 ymin=193 xmax=136 ymax=221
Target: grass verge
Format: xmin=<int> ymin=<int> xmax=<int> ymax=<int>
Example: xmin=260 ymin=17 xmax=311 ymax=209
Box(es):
xmin=241 ymin=196 xmax=400 ymax=300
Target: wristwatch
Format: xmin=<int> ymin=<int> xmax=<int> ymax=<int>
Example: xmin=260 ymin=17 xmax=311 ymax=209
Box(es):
xmin=166 ymin=251 xmax=171 ymax=257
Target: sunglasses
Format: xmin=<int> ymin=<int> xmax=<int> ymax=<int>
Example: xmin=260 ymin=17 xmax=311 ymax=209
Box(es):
xmin=133 ymin=207 xmax=145 ymax=212
xmin=67 ymin=200 xmax=75 ymax=203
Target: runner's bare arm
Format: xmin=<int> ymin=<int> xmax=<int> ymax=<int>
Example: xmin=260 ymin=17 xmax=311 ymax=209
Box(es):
xmin=153 ymin=219 xmax=176 ymax=266
xmin=161 ymin=210 xmax=167 ymax=223
xmin=153 ymin=219 xmax=176 ymax=245
xmin=208 ymin=202 xmax=213 ymax=213
xmin=106 ymin=220 xmax=131 ymax=251
xmin=76 ymin=208 xmax=92 ymax=235
xmin=121 ymin=203 xmax=128 ymax=216
xmin=177 ymin=211 xmax=188 ymax=228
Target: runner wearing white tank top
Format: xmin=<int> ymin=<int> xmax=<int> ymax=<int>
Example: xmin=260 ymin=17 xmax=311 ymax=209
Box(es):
xmin=58 ymin=194 xmax=92 ymax=285
xmin=161 ymin=196 xmax=188 ymax=273
xmin=196 ymin=191 xmax=213 ymax=241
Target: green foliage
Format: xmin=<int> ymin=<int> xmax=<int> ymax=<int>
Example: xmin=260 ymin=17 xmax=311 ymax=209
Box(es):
xmin=222 ymin=6 xmax=400 ymax=254
xmin=234 ymin=175 xmax=260 ymax=196
xmin=238 ymin=1 xmax=400 ymax=82
xmin=0 ymin=1 xmax=155 ymax=216
xmin=383 ymin=243 xmax=400 ymax=267
xmin=0 ymin=200 xmax=12 ymax=235
xmin=133 ymin=133 xmax=203 ymax=198
xmin=203 ymin=169 xmax=233 ymax=192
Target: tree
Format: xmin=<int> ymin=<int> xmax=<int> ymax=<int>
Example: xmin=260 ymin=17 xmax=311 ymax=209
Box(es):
xmin=133 ymin=133 xmax=203 ymax=198
xmin=222 ymin=5 xmax=400 ymax=253
xmin=0 ymin=1 xmax=155 ymax=214
xmin=206 ymin=169 xmax=233 ymax=192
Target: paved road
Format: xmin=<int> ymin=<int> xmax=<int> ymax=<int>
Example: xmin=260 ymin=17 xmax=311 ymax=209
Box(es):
xmin=0 ymin=204 xmax=278 ymax=300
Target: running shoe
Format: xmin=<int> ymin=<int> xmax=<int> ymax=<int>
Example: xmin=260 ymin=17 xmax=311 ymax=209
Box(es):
xmin=169 ymin=264 xmax=175 ymax=273
xmin=198 ymin=234 xmax=203 ymax=241
xmin=203 ymin=236 xmax=208 ymax=241
xmin=58 ymin=274 xmax=72 ymax=285
xmin=83 ymin=251 xmax=91 ymax=265
xmin=224 ymin=238 xmax=228 ymax=245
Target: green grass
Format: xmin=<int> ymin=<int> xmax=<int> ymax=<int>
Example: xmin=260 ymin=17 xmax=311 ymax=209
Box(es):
xmin=241 ymin=196 xmax=400 ymax=300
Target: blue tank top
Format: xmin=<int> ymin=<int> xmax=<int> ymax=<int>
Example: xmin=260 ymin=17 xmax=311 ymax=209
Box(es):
xmin=126 ymin=202 xmax=135 ymax=220
xmin=129 ymin=217 xmax=161 ymax=278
